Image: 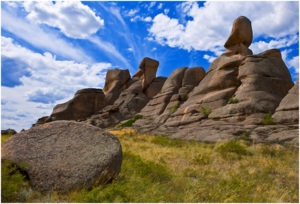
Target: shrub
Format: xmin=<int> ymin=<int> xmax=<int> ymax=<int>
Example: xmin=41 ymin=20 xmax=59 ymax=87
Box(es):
xmin=1 ymin=161 xmax=30 ymax=202
xmin=262 ymin=111 xmax=275 ymax=125
xmin=200 ymin=106 xmax=212 ymax=118
xmin=228 ymin=96 xmax=239 ymax=104
xmin=118 ymin=114 xmax=143 ymax=127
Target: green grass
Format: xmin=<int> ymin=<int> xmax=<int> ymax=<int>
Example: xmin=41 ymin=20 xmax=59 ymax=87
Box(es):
xmin=262 ymin=111 xmax=275 ymax=125
xmin=199 ymin=106 xmax=212 ymax=118
xmin=1 ymin=129 xmax=298 ymax=202
xmin=117 ymin=114 xmax=143 ymax=128
xmin=228 ymin=96 xmax=239 ymax=104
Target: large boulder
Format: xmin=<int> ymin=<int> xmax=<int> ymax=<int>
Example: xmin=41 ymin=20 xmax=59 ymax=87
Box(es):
xmin=209 ymin=49 xmax=294 ymax=124
xmin=49 ymin=88 xmax=106 ymax=122
xmin=273 ymin=79 xmax=299 ymax=124
xmin=1 ymin=121 xmax=122 ymax=193
xmin=133 ymin=57 xmax=159 ymax=91
xmin=104 ymin=69 xmax=131 ymax=105
xmin=224 ymin=16 xmax=253 ymax=56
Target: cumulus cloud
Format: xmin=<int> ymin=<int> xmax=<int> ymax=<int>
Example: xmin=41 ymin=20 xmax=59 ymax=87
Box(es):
xmin=149 ymin=1 xmax=299 ymax=53
xmin=1 ymin=36 xmax=112 ymax=131
xmin=23 ymin=1 xmax=104 ymax=39
xmin=250 ymin=35 xmax=299 ymax=54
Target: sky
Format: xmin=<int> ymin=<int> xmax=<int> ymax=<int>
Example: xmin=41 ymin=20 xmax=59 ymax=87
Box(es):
xmin=1 ymin=1 xmax=299 ymax=131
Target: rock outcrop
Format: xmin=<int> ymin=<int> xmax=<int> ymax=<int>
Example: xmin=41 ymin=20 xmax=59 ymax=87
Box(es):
xmin=36 ymin=88 xmax=106 ymax=123
xmin=2 ymin=121 xmax=122 ymax=193
xmin=31 ymin=16 xmax=298 ymax=146
xmin=1 ymin=128 xmax=17 ymax=135
xmin=273 ymin=79 xmax=299 ymax=124
xmin=134 ymin=67 xmax=206 ymax=131
xmin=86 ymin=58 xmax=166 ymax=128
xmin=104 ymin=69 xmax=131 ymax=105
xmin=134 ymin=16 xmax=297 ymax=145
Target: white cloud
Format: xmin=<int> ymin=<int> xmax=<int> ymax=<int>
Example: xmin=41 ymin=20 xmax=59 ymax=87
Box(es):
xmin=88 ymin=36 xmax=132 ymax=70
xmin=23 ymin=1 xmax=104 ymax=39
xmin=164 ymin=9 xmax=170 ymax=15
xmin=1 ymin=36 xmax=112 ymax=131
xmin=149 ymin=1 xmax=299 ymax=54
xmin=124 ymin=8 xmax=139 ymax=17
xmin=131 ymin=16 xmax=152 ymax=23
xmin=203 ymin=54 xmax=217 ymax=63
xmin=148 ymin=2 xmax=156 ymax=10
xmin=157 ymin=3 xmax=163 ymax=10
xmin=250 ymin=35 xmax=299 ymax=54
xmin=1 ymin=8 xmax=92 ymax=63
xmin=281 ymin=49 xmax=299 ymax=74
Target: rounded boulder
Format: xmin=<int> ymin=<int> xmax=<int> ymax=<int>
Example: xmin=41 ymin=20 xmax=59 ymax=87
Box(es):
xmin=1 ymin=121 xmax=122 ymax=193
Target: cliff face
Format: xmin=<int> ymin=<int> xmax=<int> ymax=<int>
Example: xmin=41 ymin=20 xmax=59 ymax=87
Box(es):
xmin=35 ymin=16 xmax=298 ymax=145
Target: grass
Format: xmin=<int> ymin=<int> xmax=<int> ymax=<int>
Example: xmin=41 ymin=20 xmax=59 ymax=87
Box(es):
xmin=199 ymin=106 xmax=212 ymax=118
xmin=262 ymin=111 xmax=275 ymax=125
xmin=228 ymin=96 xmax=239 ymax=104
xmin=1 ymin=130 xmax=298 ymax=202
xmin=116 ymin=114 xmax=143 ymax=128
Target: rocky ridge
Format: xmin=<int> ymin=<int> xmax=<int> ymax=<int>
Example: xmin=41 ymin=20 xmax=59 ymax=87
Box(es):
xmin=33 ymin=16 xmax=298 ymax=145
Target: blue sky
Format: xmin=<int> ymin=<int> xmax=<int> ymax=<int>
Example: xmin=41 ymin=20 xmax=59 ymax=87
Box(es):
xmin=1 ymin=1 xmax=299 ymax=131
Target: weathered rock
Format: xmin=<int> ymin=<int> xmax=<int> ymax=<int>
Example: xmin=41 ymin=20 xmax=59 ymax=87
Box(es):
xmin=49 ymin=88 xmax=106 ymax=122
xmin=88 ymin=72 xmax=166 ymax=128
xmin=104 ymin=69 xmax=131 ymax=105
xmin=1 ymin=121 xmax=122 ymax=193
xmin=144 ymin=77 xmax=167 ymax=99
xmin=133 ymin=57 xmax=159 ymax=91
xmin=273 ymin=79 xmax=299 ymax=124
xmin=89 ymin=80 xmax=150 ymax=128
xmin=209 ymin=49 xmax=294 ymax=124
xmin=1 ymin=128 xmax=17 ymax=135
xmin=134 ymin=67 xmax=206 ymax=131
xmin=224 ymin=16 xmax=253 ymax=56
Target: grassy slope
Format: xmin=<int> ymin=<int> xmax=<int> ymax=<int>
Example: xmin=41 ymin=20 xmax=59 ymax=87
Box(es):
xmin=1 ymin=129 xmax=299 ymax=202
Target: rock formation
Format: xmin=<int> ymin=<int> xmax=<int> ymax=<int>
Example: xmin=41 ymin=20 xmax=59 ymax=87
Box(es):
xmin=273 ymin=79 xmax=299 ymax=124
xmin=86 ymin=57 xmax=166 ymax=128
xmin=2 ymin=121 xmax=122 ymax=193
xmin=134 ymin=16 xmax=297 ymax=145
xmin=103 ymin=69 xmax=131 ymax=105
xmin=36 ymin=88 xmax=106 ymax=124
xmin=33 ymin=16 xmax=298 ymax=145
xmin=134 ymin=67 xmax=206 ymax=131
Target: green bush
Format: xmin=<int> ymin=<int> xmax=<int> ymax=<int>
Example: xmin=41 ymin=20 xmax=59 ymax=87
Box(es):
xmin=228 ymin=96 xmax=239 ymax=104
xmin=200 ymin=106 xmax=212 ymax=118
xmin=262 ymin=112 xmax=275 ymax=125
xmin=118 ymin=114 xmax=143 ymax=127
xmin=1 ymin=161 xmax=30 ymax=202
